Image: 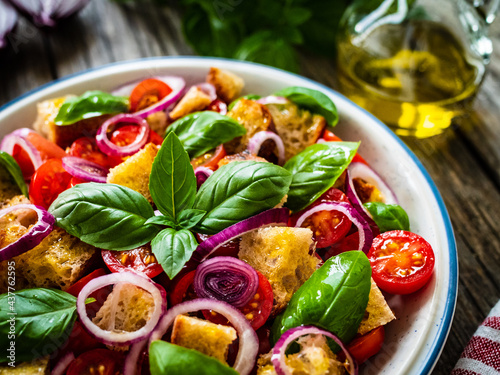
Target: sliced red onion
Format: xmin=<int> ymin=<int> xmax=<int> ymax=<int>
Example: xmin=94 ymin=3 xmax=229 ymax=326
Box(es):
xmin=295 ymin=202 xmax=373 ymax=254
xmin=149 ymin=298 xmax=258 ymax=375
xmin=345 ymin=170 xmax=378 ymax=228
xmin=76 ymin=272 xmax=167 ymax=346
xmin=51 ymin=351 xmax=75 ymax=375
xmin=0 ymin=128 xmax=42 ymax=175
xmin=257 ymin=96 xmax=288 ymax=105
xmin=196 ymin=83 xmax=217 ymax=102
xmin=0 ymin=204 xmax=54 ymax=262
xmin=247 ymin=131 xmax=286 ymax=166
xmin=124 ymin=339 xmax=148 ymax=375
xmin=193 ymin=208 xmax=289 ymax=262
xmin=194 ymin=166 xmax=213 ymax=189
xmin=194 ymin=257 xmax=259 ymax=308
xmin=95 ymin=114 xmax=150 ymax=157
xmin=8 ymin=0 xmax=91 ymax=28
xmin=62 ymin=156 xmax=108 ymax=183
xmin=348 ymin=162 xmax=398 ymax=205
xmin=0 ymin=0 xmax=18 ymax=49
xmin=271 ymin=325 xmax=358 ymax=375
xmin=111 ymin=76 xmax=185 ymax=118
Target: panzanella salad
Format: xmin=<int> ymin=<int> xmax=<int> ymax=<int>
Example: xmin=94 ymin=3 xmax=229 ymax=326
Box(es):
xmin=0 ymin=67 xmax=435 ymax=375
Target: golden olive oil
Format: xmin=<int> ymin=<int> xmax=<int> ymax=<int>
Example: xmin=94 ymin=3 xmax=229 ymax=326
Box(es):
xmin=337 ymin=20 xmax=485 ymax=137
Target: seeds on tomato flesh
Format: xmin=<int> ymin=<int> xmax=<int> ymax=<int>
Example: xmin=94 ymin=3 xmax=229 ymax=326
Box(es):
xmin=101 ymin=244 xmax=163 ymax=278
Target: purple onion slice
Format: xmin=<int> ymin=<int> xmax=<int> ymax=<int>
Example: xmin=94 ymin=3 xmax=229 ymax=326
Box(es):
xmin=124 ymin=339 xmax=148 ymax=375
xmin=345 ymin=170 xmax=379 ymax=228
xmin=149 ymin=298 xmax=258 ymax=375
xmin=348 ymin=162 xmax=398 ymax=205
xmin=193 ymin=208 xmax=289 ymax=262
xmin=0 ymin=0 xmax=18 ymax=49
xmin=0 ymin=128 xmax=43 ymax=177
xmin=51 ymin=352 xmax=75 ymax=375
xmin=62 ymin=156 xmax=108 ymax=183
xmin=295 ymin=202 xmax=373 ymax=254
xmin=247 ymin=131 xmax=286 ymax=166
xmin=271 ymin=325 xmax=358 ymax=375
xmin=194 ymin=256 xmax=259 ymax=308
xmin=196 ymin=83 xmax=217 ymax=102
xmin=0 ymin=204 xmax=55 ymax=261
xmin=194 ymin=166 xmax=213 ymax=189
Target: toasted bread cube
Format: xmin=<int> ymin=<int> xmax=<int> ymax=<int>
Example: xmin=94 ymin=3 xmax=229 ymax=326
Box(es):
xmin=0 ymin=356 xmax=49 ymax=375
xmin=266 ymin=102 xmax=326 ymax=160
xmin=358 ymin=279 xmax=395 ymax=335
xmin=206 ymin=67 xmax=244 ymax=103
xmin=146 ymin=111 xmax=168 ymax=137
xmin=239 ymin=227 xmax=319 ymax=314
xmin=171 ymin=315 xmax=237 ymax=364
xmin=107 ymin=143 xmax=158 ymax=203
xmin=0 ymin=166 xmax=21 ymax=203
xmin=225 ymin=99 xmax=274 ymax=153
xmin=170 ymin=86 xmax=212 ymax=120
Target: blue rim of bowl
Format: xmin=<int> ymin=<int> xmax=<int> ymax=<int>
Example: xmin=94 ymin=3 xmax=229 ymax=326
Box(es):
xmin=0 ymin=56 xmax=458 ymax=374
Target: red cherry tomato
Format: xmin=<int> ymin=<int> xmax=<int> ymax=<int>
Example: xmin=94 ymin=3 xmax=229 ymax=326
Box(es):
xmin=66 ymin=268 xmax=108 ymax=297
xmin=109 ymin=125 xmax=163 ymax=148
xmin=203 ymin=271 xmax=274 ymax=330
xmin=368 ymin=230 xmax=435 ymax=295
xmin=129 ymin=78 xmax=172 ymax=112
xmin=148 ymin=129 xmax=164 ymax=146
xmin=68 ymin=137 xmax=122 ymax=169
xmin=29 ymin=158 xmax=72 ymax=209
xmin=206 ymin=99 xmax=227 ymax=114
xmin=102 ymin=245 xmax=163 ymax=279
xmin=68 ymin=176 xmax=88 ymax=188
xmin=290 ymin=188 xmax=352 ymax=248
xmin=321 ymin=130 xmax=368 ymax=165
xmin=169 ymin=270 xmax=197 ymax=306
xmin=345 ymin=326 xmax=385 ymax=364
xmin=67 ymin=349 xmax=126 ymax=375
xmin=190 ymin=144 xmax=227 ymax=171
xmin=63 ymin=321 xmax=105 ymax=357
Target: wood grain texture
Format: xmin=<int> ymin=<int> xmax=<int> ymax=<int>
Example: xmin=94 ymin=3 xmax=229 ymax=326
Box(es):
xmin=1 ymin=1 xmax=500 ymax=374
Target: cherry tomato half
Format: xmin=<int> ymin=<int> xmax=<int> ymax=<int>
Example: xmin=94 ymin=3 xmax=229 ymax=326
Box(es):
xmin=344 ymin=326 xmax=385 ymax=364
xmin=169 ymin=270 xmax=197 ymax=306
xmin=102 ymin=244 xmax=163 ymax=278
xmin=67 ymin=349 xmax=125 ymax=375
xmin=290 ymin=188 xmax=352 ymax=248
xmin=321 ymin=130 xmax=368 ymax=165
xmin=68 ymin=137 xmax=122 ymax=169
xmin=109 ymin=125 xmax=163 ymax=148
xmin=368 ymin=230 xmax=435 ymax=295
xmin=129 ymin=78 xmax=172 ymax=112
xmin=190 ymin=144 xmax=227 ymax=171
xmin=62 ymin=321 xmax=105 ymax=357
xmin=29 ymin=158 xmax=72 ymax=209
xmin=66 ymin=268 xmax=108 ymax=297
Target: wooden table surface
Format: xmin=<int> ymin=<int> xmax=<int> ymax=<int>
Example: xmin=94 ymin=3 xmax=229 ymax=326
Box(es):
xmin=1 ymin=1 xmax=499 ymax=374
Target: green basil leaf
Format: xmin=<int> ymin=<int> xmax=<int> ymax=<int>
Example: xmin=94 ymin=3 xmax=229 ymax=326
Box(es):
xmin=150 ymin=132 xmax=197 ymax=221
xmin=0 ymin=151 xmax=28 ymax=197
xmin=151 ymin=228 xmax=198 ymax=279
xmin=284 ymin=142 xmax=359 ymax=212
xmin=145 ymin=215 xmax=177 ymax=228
xmin=273 ymin=86 xmax=338 ymax=126
xmin=0 ymin=288 xmax=78 ymax=363
xmin=49 ymin=183 xmax=160 ymax=250
xmin=177 ymin=209 xmax=206 ymax=230
xmin=149 ymin=340 xmax=238 ymax=375
xmin=364 ymin=202 xmax=410 ymax=232
xmin=166 ymin=111 xmax=247 ymax=158
xmin=228 ymin=94 xmax=261 ymax=111
xmin=193 ymin=161 xmax=292 ymax=234
xmin=54 ymin=91 xmax=129 ymax=126
xmin=271 ymin=251 xmax=371 ymax=352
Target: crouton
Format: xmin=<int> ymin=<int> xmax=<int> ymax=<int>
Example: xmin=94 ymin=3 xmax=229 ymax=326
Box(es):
xmin=106 ymin=143 xmax=158 ymax=203
xmin=0 ymin=356 xmax=49 ymax=375
xmin=169 ymin=86 xmax=212 ymax=120
xmin=225 ymin=99 xmax=274 ymax=153
xmin=0 ymin=166 xmax=21 ymax=203
xmin=217 ymin=150 xmax=267 ymax=168
xmin=206 ymin=67 xmax=244 ymax=103
xmin=33 ymin=97 xmax=110 ymax=148
xmin=358 ymin=279 xmax=395 ymax=335
xmin=239 ymin=227 xmax=319 ymax=314
xmin=146 ymin=111 xmax=168 ymax=137
xmin=171 ymin=315 xmax=237 ymax=364
xmin=266 ymin=102 xmax=326 ymax=160
xmin=257 ymin=334 xmax=345 ymax=375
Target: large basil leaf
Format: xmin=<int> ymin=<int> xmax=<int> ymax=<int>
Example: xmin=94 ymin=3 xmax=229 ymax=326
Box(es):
xmin=271 ymin=251 xmax=371 ymax=351
xmin=0 ymin=151 xmax=28 ymax=197
xmin=49 ymin=183 xmax=160 ymax=250
xmin=0 ymin=288 xmax=78 ymax=363
xmin=284 ymin=142 xmax=359 ymax=212
xmin=149 ymin=340 xmax=238 ymax=375
xmin=54 ymin=91 xmax=129 ymax=126
xmin=150 ymin=133 xmax=197 ymax=222
xmin=193 ymin=161 xmax=292 ymax=234
xmin=151 ymin=228 xmax=198 ymax=280
xmin=273 ymin=86 xmax=338 ymax=126
xmin=166 ymin=111 xmax=247 ymax=158
xmin=364 ymin=202 xmax=410 ymax=232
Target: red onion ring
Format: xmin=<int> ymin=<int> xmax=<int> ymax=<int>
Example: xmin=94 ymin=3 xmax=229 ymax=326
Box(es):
xmin=193 ymin=208 xmax=289 ymax=262
xmin=149 ymin=298 xmax=258 ymax=375
xmin=348 ymin=162 xmax=399 ymax=205
xmin=0 ymin=128 xmax=42 ymax=175
xmin=0 ymin=204 xmax=55 ymax=262
xmin=271 ymin=325 xmax=358 ymax=375
xmin=51 ymin=351 xmax=75 ymax=375
xmin=247 ymin=131 xmax=286 ymax=166
xmin=194 ymin=166 xmax=213 ymax=189
xmin=62 ymin=156 xmax=108 ymax=183
xmin=194 ymin=256 xmax=259 ymax=308
xmin=295 ymin=202 xmax=373 ymax=254
xmin=345 ymin=170 xmax=379 ymax=228
xmin=76 ymin=272 xmax=167 ymax=346
xmin=124 ymin=338 xmax=148 ymax=375
xmin=95 ymin=114 xmax=150 ymax=157
xmin=257 ymin=96 xmax=288 ymax=105
xmin=196 ymin=83 xmax=217 ymax=102
xmin=111 ymin=76 xmax=185 ymax=118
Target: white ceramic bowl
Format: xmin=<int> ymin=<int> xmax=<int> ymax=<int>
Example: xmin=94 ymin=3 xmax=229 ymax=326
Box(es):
xmin=0 ymin=57 xmax=457 ymax=374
